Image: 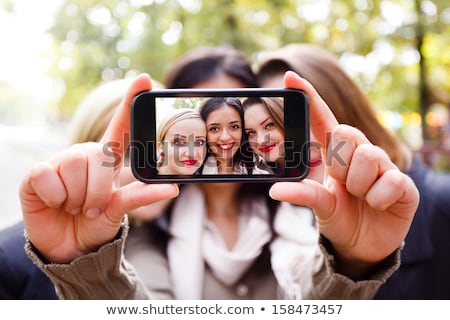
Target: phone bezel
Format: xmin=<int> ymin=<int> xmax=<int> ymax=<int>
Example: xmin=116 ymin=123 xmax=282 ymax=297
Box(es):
xmin=130 ymin=88 xmax=310 ymax=183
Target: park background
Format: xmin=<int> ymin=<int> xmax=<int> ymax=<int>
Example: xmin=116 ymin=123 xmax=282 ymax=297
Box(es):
xmin=1 ymin=0 xmax=449 ymax=228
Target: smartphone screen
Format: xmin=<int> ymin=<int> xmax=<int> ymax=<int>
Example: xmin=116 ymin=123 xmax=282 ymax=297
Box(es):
xmin=130 ymin=88 xmax=309 ymax=183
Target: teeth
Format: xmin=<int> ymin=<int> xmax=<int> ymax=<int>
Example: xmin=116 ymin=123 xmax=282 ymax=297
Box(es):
xmin=219 ymin=144 xmax=233 ymax=150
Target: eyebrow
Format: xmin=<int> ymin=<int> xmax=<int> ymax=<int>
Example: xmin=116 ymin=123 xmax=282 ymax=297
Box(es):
xmin=172 ymin=134 xmax=207 ymax=139
xmin=245 ymin=117 xmax=271 ymax=132
xmin=171 ymin=134 xmax=186 ymax=139
xmin=260 ymin=117 xmax=271 ymax=126
xmin=207 ymin=120 xmax=240 ymax=127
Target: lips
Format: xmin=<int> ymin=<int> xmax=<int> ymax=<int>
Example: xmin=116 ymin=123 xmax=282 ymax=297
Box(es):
xmin=181 ymin=159 xmax=198 ymax=166
xmin=309 ymin=158 xmax=323 ymax=168
xmin=218 ymin=143 xmax=234 ymax=151
xmin=259 ymin=144 xmax=275 ymax=153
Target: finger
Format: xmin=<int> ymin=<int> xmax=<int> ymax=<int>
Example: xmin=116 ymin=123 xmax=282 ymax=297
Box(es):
xmin=366 ymin=169 xmax=419 ymax=212
xmin=269 ymin=179 xmax=335 ymax=216
xmin=21 ymin=162 xmax=67 ymax=211
xmin=326 ymin=125 xmax=371 ymax=182
xmin=346 ymin=144 xmax=395 ymax=199
xmin=55 ymin=147 xmax=88 ymax=214
xmin=284 ymin=71 xmax=338 ymax=149
xmin=106 ymin=182 xmax=179 ymax=223
xmin=100 ymin=73 xmax=152 ymax=169
xmin=82 ymin=143 xmax=117 ymax=217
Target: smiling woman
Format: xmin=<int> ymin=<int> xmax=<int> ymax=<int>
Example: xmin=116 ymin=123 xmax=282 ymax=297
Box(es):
xmin=243 ymin=97 xmax=285 ymax=173
xmin=199 ymin=97 xmax=252 ymax=175
xmin=157 ymin=108 xmax=207 ymax=175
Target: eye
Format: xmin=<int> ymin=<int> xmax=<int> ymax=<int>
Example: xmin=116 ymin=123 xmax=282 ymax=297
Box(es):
xmin=208 ymin=127 xmax=219 ymax=133
xmin=230 ymin=124 xmax=241 ymax=131
xmin=194 ymin=140 xmax=206 ymax=147
xmin=172 ymin=139 xmax=187 ymax=147
xmin=265 ymin=122 xmax=275 ymax=130
xmin=246 ymin=130 xmax=255 ymax=138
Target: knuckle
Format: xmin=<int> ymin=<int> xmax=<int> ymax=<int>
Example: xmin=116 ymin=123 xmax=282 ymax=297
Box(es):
xmin=353 ymin=144 xmax=386 ymax=162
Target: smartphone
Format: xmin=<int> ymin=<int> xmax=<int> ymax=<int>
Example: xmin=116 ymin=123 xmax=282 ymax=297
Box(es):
xmin=130 ymin=88 xmax=309 ymax=183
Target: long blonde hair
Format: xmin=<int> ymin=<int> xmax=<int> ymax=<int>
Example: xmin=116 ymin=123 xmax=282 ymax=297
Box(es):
xmin=257 ymin=43 xmax=407 ymax=171
xmin=70 ymin=78 xmax=163 ymax=144
xmin=69 ymin=79 xmax=131 ymax=144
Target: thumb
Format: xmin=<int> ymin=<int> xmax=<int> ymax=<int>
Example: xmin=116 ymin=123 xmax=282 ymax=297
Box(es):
xmin=269 ymin=179 xmax=335 ymax=216
xmin=100 ymin=73 xmax=152 ymax=169
xmin=107 ymin=182 xmax=179 ymax=221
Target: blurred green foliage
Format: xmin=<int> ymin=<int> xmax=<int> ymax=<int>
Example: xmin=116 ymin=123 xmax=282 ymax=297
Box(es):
xmin=44 ymin=0 xmax=449 ymax=131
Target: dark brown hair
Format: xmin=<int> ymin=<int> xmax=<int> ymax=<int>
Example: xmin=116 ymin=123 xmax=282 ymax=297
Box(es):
xmin=257 ymin=43 xmax=407 ymax=171
xmin=165 ymin=45 xmax=258 ymax=88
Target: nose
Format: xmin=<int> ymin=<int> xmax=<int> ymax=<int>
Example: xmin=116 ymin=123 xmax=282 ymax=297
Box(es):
xmin=180 ymin=144 xmax=193 ymax=158
xmin=257 ymin=132 xmax=269 ymax=144
xmin=219 ymin=129 xmax=231 ymax=142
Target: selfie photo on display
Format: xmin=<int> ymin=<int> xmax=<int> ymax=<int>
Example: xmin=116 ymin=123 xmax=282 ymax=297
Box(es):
xmin=130 ymin=88 xmax=310 ymax=183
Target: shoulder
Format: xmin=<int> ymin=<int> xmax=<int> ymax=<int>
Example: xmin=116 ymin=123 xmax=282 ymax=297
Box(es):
xmin=0 ymin=221 xmax=57 ymax=299
xmin=0 ymin=221 xmax=27 ymax=264
xmin=0 ymin=221 xmax=36 ymax=273
xmin=0 ymin=221 xmax=25 ymax=244
xmin=400 ymin=158 xmax=450 ymax=264
xmin=408 ymin=158 xmax=450 ymax=212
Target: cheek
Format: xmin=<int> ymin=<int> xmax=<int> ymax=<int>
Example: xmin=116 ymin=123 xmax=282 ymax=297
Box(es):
xmin=248 ymin=138 xmax=261 ymax=153
xmin=233 ymin=131 xmax=242 ymax=141
xmin=207 ymin=132 xmax=218 ymax=142
xmin=274 ymin=130 xmax=284 ymax=143
xmin=276 ymin=142 xmax=284 ymax=157
xmin=167 ymin=148 xmax=179 ymax=163
xmin=247 ymin=134 xmax=256 ymax=143
xmin=197 ymin=147 xmax=207 ymax=159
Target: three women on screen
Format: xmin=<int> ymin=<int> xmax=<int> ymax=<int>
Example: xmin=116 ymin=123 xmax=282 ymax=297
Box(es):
xmin=156 ymin=96 xmax=284 ymax=175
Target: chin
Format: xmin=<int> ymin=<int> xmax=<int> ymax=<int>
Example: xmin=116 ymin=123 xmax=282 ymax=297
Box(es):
xmin=181 ymin=169 xmax=198 ymax=175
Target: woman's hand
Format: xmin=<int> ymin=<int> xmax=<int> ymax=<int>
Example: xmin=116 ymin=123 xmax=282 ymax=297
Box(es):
xmin=20 ymin=74 xmax=179 ymax=263
xmin=270 ymin=71 xmax=419 ymax=276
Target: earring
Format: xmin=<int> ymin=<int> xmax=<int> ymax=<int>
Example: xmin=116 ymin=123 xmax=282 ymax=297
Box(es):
xmin=160 ymin=152 xmax=165 ymax=157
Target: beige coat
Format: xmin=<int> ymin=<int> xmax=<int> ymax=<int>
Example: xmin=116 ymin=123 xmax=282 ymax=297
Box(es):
xmin=25 ymin=218 xmax=401 ymax=300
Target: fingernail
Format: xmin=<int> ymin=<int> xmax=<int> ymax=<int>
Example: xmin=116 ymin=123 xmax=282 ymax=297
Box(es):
xmin=86 ymin=208 xmax=100 ymax=218
xmin=69 ymin=207 xmax=81 ymax=215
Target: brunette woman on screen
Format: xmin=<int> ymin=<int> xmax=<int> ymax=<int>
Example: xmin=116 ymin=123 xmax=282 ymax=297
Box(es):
xmin=242 ymin=97 xmax=285 ymax=174
xmin=198 ymin=97 xmax=263 ymax=175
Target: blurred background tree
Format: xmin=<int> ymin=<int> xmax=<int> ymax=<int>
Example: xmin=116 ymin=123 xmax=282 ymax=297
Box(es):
xmin=3 ymin=0 xmax=450 ymax=169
